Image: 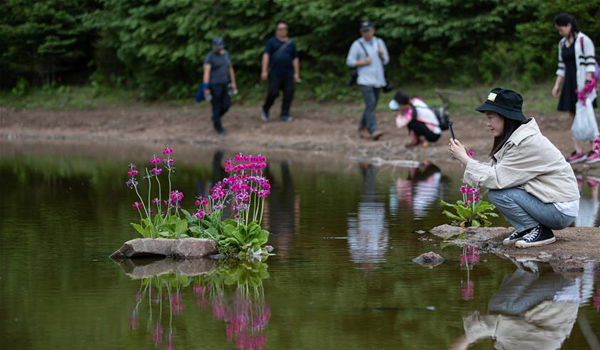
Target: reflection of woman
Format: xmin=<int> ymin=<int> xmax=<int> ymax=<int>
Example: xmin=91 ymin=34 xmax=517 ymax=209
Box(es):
xmin=449 ymin=88 xmax=579 ymax=248
xmin=551 ymin=13 xmax=598 ymax=163
xmin=451 ymin=267 xmax=580 ymax=350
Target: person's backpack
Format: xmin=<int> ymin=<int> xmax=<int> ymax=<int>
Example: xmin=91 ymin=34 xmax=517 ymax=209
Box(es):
xmin=431 ymin=106 xmax=451 ymax=130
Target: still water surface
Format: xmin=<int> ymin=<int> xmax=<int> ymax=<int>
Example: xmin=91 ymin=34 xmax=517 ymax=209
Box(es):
xmin=1 ymin=146 xmax=599 ymax=350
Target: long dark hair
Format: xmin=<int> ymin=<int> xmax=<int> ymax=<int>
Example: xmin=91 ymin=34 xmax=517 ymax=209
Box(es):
xmin=489 ymin=117 xmax=524 ymax=157
xmin=394 ymin=90 xmax=418 ymax=119
xmin=554 ymin=13 xmax=579 ymax=42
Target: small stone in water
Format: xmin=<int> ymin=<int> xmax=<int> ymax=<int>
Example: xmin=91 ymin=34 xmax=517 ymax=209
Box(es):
xmin=415 ymin=230 xmax=426 ymax=234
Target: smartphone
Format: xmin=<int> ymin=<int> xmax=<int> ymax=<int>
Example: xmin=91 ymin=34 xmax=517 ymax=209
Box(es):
xmin=449 ymin=122 xmax=456 ymax=139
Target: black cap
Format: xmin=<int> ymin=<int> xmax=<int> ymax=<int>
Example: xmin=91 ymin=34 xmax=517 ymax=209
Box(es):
xmin=360 ymin=20 xmax=374 ymax=31
xmin=475 ymin=88 xmax=526 ymax=121
xmin=212 ymin=37 xmax=224 ymax=49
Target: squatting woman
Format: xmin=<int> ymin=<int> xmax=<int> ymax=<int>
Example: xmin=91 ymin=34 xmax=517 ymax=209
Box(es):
xmin=390 ymin=91 xmax=441 ymax=147
xmin=449 ymin=88 xmax=579 ymax=248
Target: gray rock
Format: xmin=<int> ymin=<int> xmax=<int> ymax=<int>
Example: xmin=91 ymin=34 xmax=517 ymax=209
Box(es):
xmin=110 ymin=238 xmax=174 ymax=259
xmin=171 ymin=238 xmax=218 ymax=259
xmin=428 ymin=224 xmax=463 ymax=239
xmin=265 ymin=245 xmax=274 ymax=253
xmin=429 ymin=224 xmax=514 ymax=242
xmin=412 ymin=252 xmax=445 ymax=268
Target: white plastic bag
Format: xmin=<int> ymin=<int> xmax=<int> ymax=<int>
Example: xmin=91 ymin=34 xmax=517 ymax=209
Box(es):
xmin=572 ymin=98 xmax=599 ymax=141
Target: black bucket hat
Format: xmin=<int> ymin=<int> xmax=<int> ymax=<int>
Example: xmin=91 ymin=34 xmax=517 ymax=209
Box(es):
xmin=475 ymin=88 xmax=526 ymax=121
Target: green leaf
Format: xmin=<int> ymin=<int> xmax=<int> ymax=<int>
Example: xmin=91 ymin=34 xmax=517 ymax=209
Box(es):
xmin=131 ymin=223 xmax=144 ymax=235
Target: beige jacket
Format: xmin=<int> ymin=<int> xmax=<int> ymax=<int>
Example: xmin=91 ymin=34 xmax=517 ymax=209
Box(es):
xmin=464 ymin=118 xmax=579 ymax=203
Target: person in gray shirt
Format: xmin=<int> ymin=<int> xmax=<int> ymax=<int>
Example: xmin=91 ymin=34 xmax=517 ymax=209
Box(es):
xmin=203 ymin=37 xmax=238 ymax=135
xmin=346 ymin=20 xmax=389 ymax=140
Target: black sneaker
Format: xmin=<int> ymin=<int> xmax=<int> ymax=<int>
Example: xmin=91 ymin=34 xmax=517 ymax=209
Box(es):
xmin=502 ymin=228 xmax=531 ymax=246
xmin=515 ymin=224 xmax=556 ymax=248
xmin=261 ymin=109 xmax=270 ymax=122
xmin=214 ymin=125 xmax=227 ymax=136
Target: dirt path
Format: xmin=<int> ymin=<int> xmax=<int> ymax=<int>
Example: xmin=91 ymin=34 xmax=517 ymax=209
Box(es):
xmin=0 ymin=102 xmax=589 ymax=163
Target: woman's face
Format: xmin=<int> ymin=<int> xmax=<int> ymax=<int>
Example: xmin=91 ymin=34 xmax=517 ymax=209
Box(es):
xmin=555 ymin=23 xmax=571 ymax=38
xmin=485 ymin=112 xmax=504 ymax=137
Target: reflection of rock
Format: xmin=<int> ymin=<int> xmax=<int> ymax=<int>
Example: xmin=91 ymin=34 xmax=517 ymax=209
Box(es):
xmin=110 ymin=238 xmax=218 ymax=259
xmin=413 ymin=251 xmax=445 ymax=268
xmin=172 ymin=238 xmax=218 ymax=259
xmin=114 ymin=258 xmax=216 ymax=279
xmin=429 ymin=224 xmax=514 ymax=240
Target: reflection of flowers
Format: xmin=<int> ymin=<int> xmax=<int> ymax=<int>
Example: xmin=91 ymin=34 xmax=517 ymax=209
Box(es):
xmin=461 ymin=280 xmax=474 ymax=301
xmin=460 ymin=246 xmax=480 ymax=268
xmin=594 ymin=288 xmax=600 ymax=311
xmin=128 ymin=261 xmax=270 ymax=350
xmin=459 ymin=245 xmax=477 ymax=301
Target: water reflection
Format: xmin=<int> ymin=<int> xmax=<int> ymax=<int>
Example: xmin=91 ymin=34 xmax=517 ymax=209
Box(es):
xmin=452 ymin=262 xmax=597 ymax=350
xmin=347 ymin=163 xmax=388 ymax=265
xmin=263 ymin=160 xmax=300 ymax=261
xmin=125 ymin=260 xmax=270 ymax=350
xmin=576 ymin=175 xmax=600 ymax=227
xmin=394 ymin=162 xmax=443 ymax=219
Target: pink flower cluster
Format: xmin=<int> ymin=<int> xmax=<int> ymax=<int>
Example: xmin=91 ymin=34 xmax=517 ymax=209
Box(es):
xmin=150 ymin=156 xmax=163 ymax=176
xmin=163 ymin=147 xmax=174 ymax=155
xmin=126 ymin=163 xmax=139 ymax=189
xmin=170 ymin=190 xmax=184 ymax=209
xmin=594 ymin=288 xmax=600 ymax=311
xmin=460 ymin=185 xmax=480 ymax=205
xmin=132 ymin=201 xmax=143 ymax=210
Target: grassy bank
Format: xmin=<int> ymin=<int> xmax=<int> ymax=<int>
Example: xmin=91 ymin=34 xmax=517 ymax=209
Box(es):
xmin=0 ymin=81 xmax=558 ymax=116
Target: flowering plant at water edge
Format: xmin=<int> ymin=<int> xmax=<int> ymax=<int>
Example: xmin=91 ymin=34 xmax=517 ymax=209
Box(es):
xmin=126 ymin=149 xmax=272 ymax=258
xmin=440 ymin=184 xmax=498 ymax=227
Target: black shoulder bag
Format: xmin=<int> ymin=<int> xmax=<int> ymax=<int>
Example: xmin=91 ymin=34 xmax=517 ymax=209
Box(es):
xmin=346 ymin=41 xmax=369 ymax=86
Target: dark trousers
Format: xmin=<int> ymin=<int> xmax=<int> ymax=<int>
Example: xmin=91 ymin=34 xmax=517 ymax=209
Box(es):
xmin=408 ymin=120 xmax=441 ymax=142
xmin=263 ymin=75 xmax=295 ymax=117
xmin=359 ymin=85 xmax=380 ymax=133
xmin=210 ymin=83 xmax=231 ymax=129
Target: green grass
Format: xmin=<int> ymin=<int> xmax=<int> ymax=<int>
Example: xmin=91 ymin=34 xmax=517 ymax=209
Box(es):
xmin=0 ymin=81 xmax=558 ymax=115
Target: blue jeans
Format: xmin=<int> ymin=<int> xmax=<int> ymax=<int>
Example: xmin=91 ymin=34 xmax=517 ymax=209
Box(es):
xmin=359 ymin=85 xmax=380 ymax=133
xmin=488 ymin=188 xmax=576 ymax=233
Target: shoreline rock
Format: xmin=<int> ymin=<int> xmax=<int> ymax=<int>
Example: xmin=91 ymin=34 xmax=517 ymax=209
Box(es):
xmin=428 ymin=225 xmax=600 ymax=272
xmin=412 ymin=251 xmax=445 ymax=268
xmin=110 ymin=238 xmax=218 ymax=260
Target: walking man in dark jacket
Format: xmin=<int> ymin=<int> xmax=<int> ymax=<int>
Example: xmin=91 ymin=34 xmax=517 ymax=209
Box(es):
xmin=261 ymin=21 xmax=300 ymax=122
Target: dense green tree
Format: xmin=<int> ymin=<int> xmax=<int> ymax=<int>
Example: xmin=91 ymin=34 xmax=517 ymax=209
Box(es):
xmin=2 ymin=0 xmax=600 ymax=98
xmin=0 ymin=0 xmax=97 ymax=88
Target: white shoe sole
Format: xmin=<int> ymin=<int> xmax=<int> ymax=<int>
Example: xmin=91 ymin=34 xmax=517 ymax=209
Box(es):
xmin=585 ymin=158 xmax=600 ymax=164
xmin=502 ymin=239 xmax=518 ymax=246
xmin=515 ymin=237 xmax=556 ymax=248
xmin=569 ymin=157 xmax=586 ymax=164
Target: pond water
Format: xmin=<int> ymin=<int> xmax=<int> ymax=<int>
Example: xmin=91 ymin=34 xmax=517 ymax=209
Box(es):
xmin=1 ymin=145 xmax=599 ymax=350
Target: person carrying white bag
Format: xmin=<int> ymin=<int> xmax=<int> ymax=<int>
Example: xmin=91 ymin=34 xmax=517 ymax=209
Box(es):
xmin=551 ymin=13 xmax=600 ymax=163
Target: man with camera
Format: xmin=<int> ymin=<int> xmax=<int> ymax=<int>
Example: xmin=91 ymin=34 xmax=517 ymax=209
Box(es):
xmin=346 ymin=20 xmax=390 ymax=141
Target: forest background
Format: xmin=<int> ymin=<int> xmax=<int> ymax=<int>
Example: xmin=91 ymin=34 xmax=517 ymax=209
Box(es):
xmin=2 ymin=0 xmax=600 ymax=102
